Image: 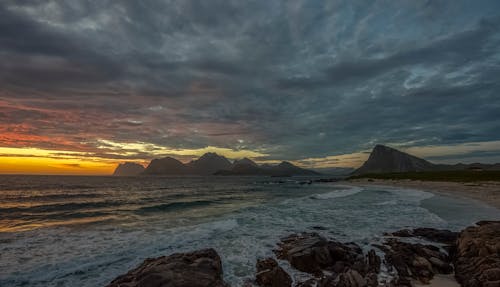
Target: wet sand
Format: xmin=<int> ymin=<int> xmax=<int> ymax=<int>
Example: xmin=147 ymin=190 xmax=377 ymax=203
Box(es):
xmin=414 ymin=275 xmax=460 ymax=287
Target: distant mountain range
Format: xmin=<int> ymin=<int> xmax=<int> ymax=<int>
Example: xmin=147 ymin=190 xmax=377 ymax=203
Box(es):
xmin=215 ymin=158 xmax=319 ymax=176
xmin=353 ymin=144 xmax=500 ymax=175
xmin=113 ymin=152 xmax=319 ymax=176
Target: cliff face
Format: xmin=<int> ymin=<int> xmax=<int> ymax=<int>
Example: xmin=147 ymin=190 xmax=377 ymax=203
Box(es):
xmin=112 ymin=162 xmax=145 ymax=176
xmin=353 ymin=145 xmax=435 ymax=175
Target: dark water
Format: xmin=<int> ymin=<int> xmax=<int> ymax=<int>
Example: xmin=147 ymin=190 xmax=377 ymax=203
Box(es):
xmin=0 ymin=175 xmax=499 ymax=286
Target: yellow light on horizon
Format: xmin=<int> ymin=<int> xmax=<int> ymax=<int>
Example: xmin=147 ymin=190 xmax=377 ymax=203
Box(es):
xmin=0 ymin=146 xmax=118 ymax=175
xmin=0 ymin=156 xmax=116 ymax=175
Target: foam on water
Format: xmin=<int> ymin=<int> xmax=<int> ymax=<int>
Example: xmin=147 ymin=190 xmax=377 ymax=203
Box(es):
xmin=1 ymin=176 xmax=499 ymax=286
xmin=310 ymin=185 xmax=363 ymax=199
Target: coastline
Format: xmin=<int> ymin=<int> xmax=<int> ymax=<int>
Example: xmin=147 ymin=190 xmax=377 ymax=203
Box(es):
xmin=345 ymin=178 xmax=500 ymax=209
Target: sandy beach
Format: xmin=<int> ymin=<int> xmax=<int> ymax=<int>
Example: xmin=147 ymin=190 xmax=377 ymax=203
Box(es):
xmin=347 ymin=178 xmax=500 ymax=209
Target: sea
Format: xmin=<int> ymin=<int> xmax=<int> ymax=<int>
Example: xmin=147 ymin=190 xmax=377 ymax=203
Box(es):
xmin=1 ymin=175 xmax=499 ymax=286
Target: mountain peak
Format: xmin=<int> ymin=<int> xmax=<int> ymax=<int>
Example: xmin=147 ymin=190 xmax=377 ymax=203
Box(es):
xmin=113 ymin=162 xmax=145 ymax=176
xmin=189 ymin=152 xmax=232 ymax=175
xmin=373 ymin=144 xmax=393 ymax=151
xmin=143 ymin=157 xmax=186 ymax=175
xmin=233 ymin=158 xmax=258 ymax=167
xmin=353 ymin=144 xmax=435 ymax=175
xmin=278 ymin=161 xmax=294 ymax=167
xmin=198 ymin=152 xmax=220 ymax=159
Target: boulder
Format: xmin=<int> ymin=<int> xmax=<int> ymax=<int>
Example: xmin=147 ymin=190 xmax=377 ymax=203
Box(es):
xmin=106 ymin=248 xmax=229 ymax=287
xmin=274 ymin=233 xmax=332 ymax=274
xmin=274 ymin=233 xmax=381 ymax=286
xmin=336 ymin=269 xmax=367 ymax=287
xmin=366 ymin=250 xmax=381 ymax=274
xmin=454 ymin=221 xmax=500 ymax=287
xmin=274 ymin=233 xmax=366 ymax=276
xmin=255 ymin=258 xmax=292 ymax=287
xmin=381 ymin=238 xmax=452 ymax=284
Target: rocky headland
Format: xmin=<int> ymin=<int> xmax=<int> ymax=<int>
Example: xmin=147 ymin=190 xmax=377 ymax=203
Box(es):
xmin=106 ymin=221 xmax=500 ymax=287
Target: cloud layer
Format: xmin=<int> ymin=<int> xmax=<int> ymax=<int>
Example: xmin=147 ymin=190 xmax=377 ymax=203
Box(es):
xmin=1 ymin=0 xmax=500 ymax=169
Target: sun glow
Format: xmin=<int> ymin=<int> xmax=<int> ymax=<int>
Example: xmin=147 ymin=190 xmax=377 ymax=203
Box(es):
xmin=0 ymin=142 xmax=269 ymax=175
xmin=0 ymin=147 xmax=117 ymax=175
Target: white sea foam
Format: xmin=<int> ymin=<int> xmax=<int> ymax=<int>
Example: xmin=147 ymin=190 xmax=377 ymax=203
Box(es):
xmin=311 ymin=186 xmax=363 ymax=200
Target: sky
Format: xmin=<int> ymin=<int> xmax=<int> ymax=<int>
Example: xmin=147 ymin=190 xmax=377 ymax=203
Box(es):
xmin=1 ymin=0 xmax=500 ymax=175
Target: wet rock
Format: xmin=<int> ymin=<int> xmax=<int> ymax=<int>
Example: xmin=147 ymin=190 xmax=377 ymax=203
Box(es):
xmin=315 ymin=271 xmax=374 ymax=287
xmin=381 ymin=238 xmax=452 ymax=284
xmin=336 ymin=269 xmax=367 ymax=287
xmin=106 ymin=248 xmax=229 ymax=287
xmin=274 ymin=233 xmax=366 ymax=276
xmin=275 ymin=233 xmax=381 ymax=286
xmin=366 ymin=250 xmax=381 ymax=274
xmin=255 ymin=258 xmax=292 ymax=287
xmin=428 ymin=256 xmax=453 ymax=274
xmin=295 ymin=279 xmax=317 ymax=287
xmin=274 ymin=232 xmax=331 ymax=274
xmin=364 ymin=272 xmax=378 ymax=287
xmin=454 ymin=221 xmax=500 ymax=287
xmin=389 ymin=227 xmax=458 ymax=244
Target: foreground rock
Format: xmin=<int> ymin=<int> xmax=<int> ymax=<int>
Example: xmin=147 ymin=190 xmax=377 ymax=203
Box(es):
xmin=454 ymin=221 xmax=500 ymax=287
xmin=379 ymin=238 xmax=453 ymax=285
xmin=255 ymin=258 xmax=292 ymax=287
xmin=274 ymin=233 xmax=380 ymax=286
xmin=106 ymin=222 xmax=500 ymax=287
xmin=106 ymin=248 xmax=229 ymax=287
xmin=388 ymin=227 xmax=458 ymax=245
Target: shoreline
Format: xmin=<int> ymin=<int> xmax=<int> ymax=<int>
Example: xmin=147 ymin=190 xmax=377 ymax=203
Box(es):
xmin=344 ymin=178 xmax=500 ymax=209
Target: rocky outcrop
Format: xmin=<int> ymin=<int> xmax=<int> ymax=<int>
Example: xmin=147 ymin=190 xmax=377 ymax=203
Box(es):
xmin=273 ymin=233 xmax=380 ymax=286
xmin=388 ymin=227 xmax=459 ymax=245
xmin=106 ymin=248 xmax=228 ymax=287
xmin=454 ymin=221 xmax=500 ymax=287
xmin=352 ymin=144 xmax=500 ymax=176
xmin=380 ymin=238 xmax=453 ymax=284
xmin=255 ymin=258 xmax=292 ymax=287
xmin=105 ymin=222 xmax=500 ymax=287
xmin=113 ymin=162 xmax=145 ymax=176
xmin=353 ymin=145 xmax=436 ymax=175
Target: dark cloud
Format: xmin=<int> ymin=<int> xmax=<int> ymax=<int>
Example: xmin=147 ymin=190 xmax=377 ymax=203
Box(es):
xmin=1 ymin=0 xmax=500 ymax=165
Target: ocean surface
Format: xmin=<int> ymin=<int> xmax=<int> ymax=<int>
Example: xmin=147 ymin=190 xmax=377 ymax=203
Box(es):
xmin=1 ymin=175 xmax=499 ymax=286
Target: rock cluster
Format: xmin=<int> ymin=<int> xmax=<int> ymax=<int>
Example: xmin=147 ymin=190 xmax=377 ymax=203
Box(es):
xmin=255 ymin=258 xmax=292 ymax=287
xmin=273 ymin=233 xmax=380 ymax=287
xmin=106 ymin=248 xmax=229 ymax=287
xmin=377 ymin=238 xmax=453 ymax=285
xmin=105 ymin=222 xmax=500 ymax=287
xmin=454 ymin=221 xmax=500 ymax=287
xmin=387 ymin=227 xmax=458 ymax=245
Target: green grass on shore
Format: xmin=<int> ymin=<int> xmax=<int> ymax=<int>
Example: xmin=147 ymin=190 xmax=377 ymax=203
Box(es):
xmin=349 ymin=170 xmax=500 ymax=182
